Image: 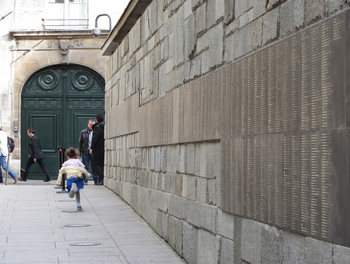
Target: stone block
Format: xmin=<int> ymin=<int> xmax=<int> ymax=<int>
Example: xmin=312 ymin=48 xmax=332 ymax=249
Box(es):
xmin=184 ymin=14 xmax=196 ymax=61
xmin=186 ymin=200 xmax=201 ymax=227
xmin=235 ymin=0 xmax=252 ymax=18
xmin=282 ymin=231 xmax=305 ymax=264
xmin=241 ymin=219 xmax=262 ymax=264
xmin=195 ymin=2 xmax=206 ymax=35
xmin=224 ymin=0 xmax=235 ymax=23
xmin=157 ymin=191 xmax=171 ymax=212
xmin=217 ymin=210 xmax=234 ymax=240
xmin=183 ymin=222 xmax=198 ymax=264
xmin=177 ymin=145 xmax=186 ymax=173
xmin=185 ymin=175 xmax=197 ymax=200
xmin=306 ymin=0 xmax=325 ymax=25
xmin=189 ymin=55 xmax=202 ymax=79
xmin=280 ymin=0 xmax=305 ymax=37
xmin=161 ymin=146 xmax=167 ymax=172
xmin=167 ymin=145 xmax=177 ymax=173
xmin=174 ymin=5 xmax=185 ymax=66
xmin=154 ymin=146 xmax=161 ymax=172
xmin=304 ymin=237 xmax=332 ymax=264
xmin=163 ymin=173 xmax=176 ymax=194
xmin=186 ymin=143 xmax=195 ymax=174
xmin=184 ymin=0 xmax=192 ymax=19
xmin=220 ymin=237 xmax=234 ymax=264
xmin=175 ymin=174 xmax=183 ymax=196
xmin=252 ymin=17 xmax=263 ymax=49
xmin=208 ymin=22 xmax=224 ymax=69
xmin=261 ymin=225 xmax=283 ymax=264
xmin=325 ymin=0 xmax=344 ymax=15
xmin=206 ymin=0 xmax=225 ymax=28
xmin=196 ymin=177 xmax=207 ymax=203
xmin=169 ymin=194 xmax=187 ymax=219
xmin=267 ymin=0 xmax=283 ymax=10
xmin=197 ymin=230 xmax=220 ymax=264
xmin=200 ymin=204 xmax=217 ymax=233
xmin=263 ymin=8 xmax=279 ymax=45
xmin=168 ymin=216 xmax=183 ymax=256
xmin=333 ymin=244 xmax=350 ymax=264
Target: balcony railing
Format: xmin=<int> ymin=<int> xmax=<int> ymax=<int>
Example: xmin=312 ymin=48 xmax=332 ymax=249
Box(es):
xmin=42 ymin=18 xmax=88 ymax=29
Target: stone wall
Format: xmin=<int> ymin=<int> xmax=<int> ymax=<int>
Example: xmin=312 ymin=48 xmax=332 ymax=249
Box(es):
xmin=104 ymin=0 xmax=350 ymax=263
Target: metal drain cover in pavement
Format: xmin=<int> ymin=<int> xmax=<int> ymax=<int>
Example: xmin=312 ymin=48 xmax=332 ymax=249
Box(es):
xmin=64 ymin=224 xmax=91 ymax=227
xmin=70 ymin=242 xmax=101 ymax=246
xmin=61 ymin=210 xmax=83 ymax=213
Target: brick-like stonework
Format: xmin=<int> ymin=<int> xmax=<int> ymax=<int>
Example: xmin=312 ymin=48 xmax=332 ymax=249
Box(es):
xmin=104 ymin=0 xmax=350 ymax=263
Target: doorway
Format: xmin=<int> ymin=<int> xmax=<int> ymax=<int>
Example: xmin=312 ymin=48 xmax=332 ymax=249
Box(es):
xmin=21 ymin=64 xmax=105 ymax=179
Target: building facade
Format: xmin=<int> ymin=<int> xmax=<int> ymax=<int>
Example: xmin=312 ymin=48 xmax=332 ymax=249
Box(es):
xmin=103 ymin=0 xmax=350 ymax=263
xmin=0 ymin=0 xmax=128 ymax=177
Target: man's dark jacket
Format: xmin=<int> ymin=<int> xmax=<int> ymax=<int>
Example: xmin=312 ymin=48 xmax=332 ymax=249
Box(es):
xmin=78 ymin=128 xmax=91 ymax=155
xmin=91 ymin=122 xmax=105 ymax=156
xmin=30 ymin=134 xmax=44 ymax=160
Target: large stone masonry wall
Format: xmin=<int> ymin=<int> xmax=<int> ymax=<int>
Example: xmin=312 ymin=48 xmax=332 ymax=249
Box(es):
xmin=104 ymin=0 xmax=350 ymax=263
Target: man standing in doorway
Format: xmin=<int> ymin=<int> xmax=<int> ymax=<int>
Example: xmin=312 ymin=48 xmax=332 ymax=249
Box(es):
xmin=20 ymin=128 xmax=51 ymax=182
xmin=90 ymin=114 xmax=104 ymax=185
xmin=78 ymin=119 xmax=98 ymax=184
xmin=0 ymin=126 xmax=19 ymax=184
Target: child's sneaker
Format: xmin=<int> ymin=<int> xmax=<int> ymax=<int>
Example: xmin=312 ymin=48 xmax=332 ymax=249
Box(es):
xmin=77 ymin=205 xmax=82 ymax=211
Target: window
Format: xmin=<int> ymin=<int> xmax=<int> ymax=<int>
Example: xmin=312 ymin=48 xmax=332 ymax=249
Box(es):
xmin=45 ymin=0 xmax=87 ymax=29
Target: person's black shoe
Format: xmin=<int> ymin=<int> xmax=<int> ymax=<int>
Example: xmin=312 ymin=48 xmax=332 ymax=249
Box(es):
xmin=43 ymin=178 xmax=51 ymax=182
xmin=19 ymin=178 xmax=27 ymax=182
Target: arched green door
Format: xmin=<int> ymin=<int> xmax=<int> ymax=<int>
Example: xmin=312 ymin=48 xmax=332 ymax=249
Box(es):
xmin=21 ymin=64 xmax=105 ymax=180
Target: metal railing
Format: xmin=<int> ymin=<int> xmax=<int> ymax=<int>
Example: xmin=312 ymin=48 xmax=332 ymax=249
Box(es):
xmin=42 ymin=18 xmax=88 ymax=29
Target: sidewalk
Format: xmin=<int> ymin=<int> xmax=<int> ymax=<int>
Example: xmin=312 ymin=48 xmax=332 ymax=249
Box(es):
xmin=0 ymin=181 xmax=186 ymax=264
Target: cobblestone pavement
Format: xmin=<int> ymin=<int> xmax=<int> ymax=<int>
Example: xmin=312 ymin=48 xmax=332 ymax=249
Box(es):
xmin=0 ymin=181 xmax=186 ymax=264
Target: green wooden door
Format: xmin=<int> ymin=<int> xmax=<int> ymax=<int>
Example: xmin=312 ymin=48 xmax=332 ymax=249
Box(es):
xmin=21 ymin=65 xmax=104 ymax=180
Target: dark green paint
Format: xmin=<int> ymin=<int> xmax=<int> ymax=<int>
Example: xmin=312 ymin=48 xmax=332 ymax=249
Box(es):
xmin=21 ymin=64 xmax=104 ymax=179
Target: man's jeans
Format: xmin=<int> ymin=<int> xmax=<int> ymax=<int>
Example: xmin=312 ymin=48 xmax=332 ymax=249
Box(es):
xmin=0 ymin=154 xmax=18 ymax=181
xmin=82 ymin=153 xmax=98 ymax=184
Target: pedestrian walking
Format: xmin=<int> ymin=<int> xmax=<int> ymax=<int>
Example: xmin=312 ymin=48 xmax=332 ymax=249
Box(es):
xmin=0 ymin=126 xmax=19 ymax=184
xmin=78 ymin=119 xmax=98 ymax=184
xmin=56 ymin=147 xmax=90 ymax=211
xmin=20 ymin=128 xmax=51 ymax=182
xmin=90 ymin=114 xmax=105 ymax=185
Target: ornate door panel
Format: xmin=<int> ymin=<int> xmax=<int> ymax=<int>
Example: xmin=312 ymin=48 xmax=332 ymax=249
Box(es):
xmin=21 ymin=65 xmax=104 ymax=179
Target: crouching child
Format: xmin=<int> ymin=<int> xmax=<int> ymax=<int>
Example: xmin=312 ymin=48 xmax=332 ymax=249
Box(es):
xmin=56 ymin=147 xmax=90 ymax=211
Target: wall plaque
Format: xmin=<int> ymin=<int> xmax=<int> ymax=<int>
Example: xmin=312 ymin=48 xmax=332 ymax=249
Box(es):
xmin=220 ymin=10 xmax=350 ymax=246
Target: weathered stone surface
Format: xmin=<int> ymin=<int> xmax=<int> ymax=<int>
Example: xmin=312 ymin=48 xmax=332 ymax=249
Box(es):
xmin=280 ymin=0 xmax=305 ymax=37
xmin=186 ymin=200 xmax=201 ymax=227
xmin=304 ymin=237 xmax=332 ymax=264
xmin=263 ymin=7 xmax=279 ymax=45
xmin=197 ymin=230 xmax=220 ymax=264
xmin=200 ymin=204 xmax=217 ymax=233
xmin=206 ymin=0 xmax=225 ymax=28
xmin=241 ymin=219 xmax=262 ymax=264
xmin=305 ymin=0 xmax=325 ymax=24
xmin=282 ymin=231 xmax=305 ymax=264
xmin=185 ymin=175 xmax=197 ymax=200
xmin=333 ymin=244 xmax=350 ymax=264
xmin=196 ymin=177 xmax=207 ymax=203
xmin=262 ymin=225 xmax=283 ymax=264
xmin=217 ymin=210 xmax=234 ymax=240
xmin=220 ymin=237 xmax=234 ymax=264
xmin=325 ymin=0 xmax=345 ymax=15
xmin=183 ymin=222 xmax=199 ymax=264
xmin=224 ymin=0 xmax=235 ymax=23
xmin=168 ymin=216 xmax=183 ymax=256
xmin=169 ymin=194 xmax=187 ymax=219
